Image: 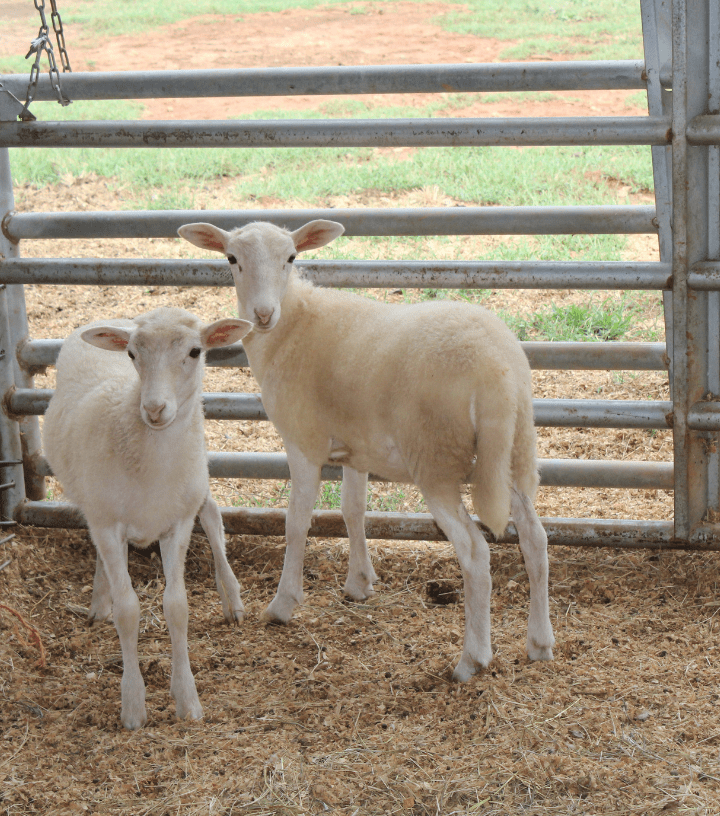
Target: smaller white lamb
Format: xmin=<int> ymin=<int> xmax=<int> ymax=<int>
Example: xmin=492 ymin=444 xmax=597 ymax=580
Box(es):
xmin=178 ymin=219 xmax=555 ymax=681
xmin=43 ymin=306 xmax=252 ymax=730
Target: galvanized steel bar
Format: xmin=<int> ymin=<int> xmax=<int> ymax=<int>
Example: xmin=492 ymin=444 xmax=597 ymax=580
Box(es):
xmin=688 ymin=262 xmax=720 ymax=289
xmin=0 ymin=62 xmax=650 ymax=102
xmin=521 ymin=342 xmax=668 ymax=370
xmin=205 ymin=452 xmax=673 ymax=490
xmin=0 ymin=258 xmax=670 ymax=289
xmin=686 ymin=115 xmax=720 ymax=144
xmin=18 ymin=338 xmax=668 ymax=372
xmin=671 ymin=0 xmax=691 ymax=537
xmin=33 ymin=450 xmax=672 ymax=490
xmin=688 ymin=401 xmax=720 ymax=432
xmin=4 ymin=206 xmax=659 ymax=240
xmin=0 ymin=116 xmax=672 ymax=149
xmin=19 ymin=500 xmax=707 ymax=550
xmin=533 ymin=399 xmax=672 ymax=429
xmin=706 ymin=0 xmax=720 ymax=519
xmin=9 ymin=388 xmax=673 ymax=429
xmin=0 ymin=286 xmax=23 ymax=525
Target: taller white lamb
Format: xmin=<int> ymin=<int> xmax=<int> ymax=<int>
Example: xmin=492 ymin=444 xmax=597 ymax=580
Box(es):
xmin=43 ymin=306 xmax=252 ymax=729
xmin=179 ymin=220 xmax=555 ymax=681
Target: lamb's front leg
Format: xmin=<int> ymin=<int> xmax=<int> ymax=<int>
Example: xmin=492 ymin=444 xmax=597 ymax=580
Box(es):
xmin=263 ymin=441 xmax=322 ymax=624
xmin=341 ymin=467 xmax=378 ymax=600
xmin=159 ymin=518 xmax=203 ymax=722
xmin=198 ymin=493 xmax=244 ymax=624
xmin=90 ymin=526 xmax=146 ymax=729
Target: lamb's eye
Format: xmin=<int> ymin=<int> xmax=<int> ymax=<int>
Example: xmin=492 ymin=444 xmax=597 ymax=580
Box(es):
xmin=189 ymin=347 xmax=202 ymax=359
xmin=127 ymin=350 xmax=135 ymax=360
xmin=288 ymin=254 xmax=296 ymax=264
xmin=227 ymin=255 xmax=238 ymax=266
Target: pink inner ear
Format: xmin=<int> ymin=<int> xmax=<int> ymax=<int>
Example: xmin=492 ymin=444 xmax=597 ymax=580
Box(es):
xmin=295 ymin=230 xmax=323 ymax=251
xmin=97 ymin=332 xmax=128 ymax=348
xmin=192 ymin=229 xmax=226 ymax=252
xmin=206 ymin=325 xmax=237 ymax=346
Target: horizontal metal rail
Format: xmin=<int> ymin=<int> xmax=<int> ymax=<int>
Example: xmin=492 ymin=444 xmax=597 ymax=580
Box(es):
xmin=32 ymin=450 xmax=673 ymax=490
xmin=686 ymin=114 xmax=720 ymax=144
xmin=687 ymin=262 xmax=720 ymax=289
xmin=0 ymin=116 xmax=672 ymax=149
xmin=0 ymin=258 xmax=671 ymax=290
xmin=16 ymin=338 xmax=668 ymax=372
xmin=21 ymin=502 xmax=718 ymax=551
xmin=8 ymin=388 xmax=674 ymax=428
xmin=0 ymin=62 xmax=655 ymax=102
xmin=3 ymin=206 xmax=659 ymax=241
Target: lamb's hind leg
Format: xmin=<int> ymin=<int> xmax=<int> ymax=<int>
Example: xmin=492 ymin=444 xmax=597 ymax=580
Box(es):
xmin=341 ymin=467 xmax=378 ymax=601
xmin=511 ymin=487 xmax=554 ymax=661
xmin=198 ymin=493 xmax=244 ymax=624
xmin=422 ymin=488 xmax=492 ymax=682
xmin=263 ymin=441 xmax=322 ymax=624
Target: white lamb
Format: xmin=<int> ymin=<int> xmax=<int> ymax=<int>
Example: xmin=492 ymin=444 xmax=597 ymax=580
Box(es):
xmin=43 ymin=306 xmax=252 ymax=729
xmin=179 ymin=220 xmax=555 ymax=681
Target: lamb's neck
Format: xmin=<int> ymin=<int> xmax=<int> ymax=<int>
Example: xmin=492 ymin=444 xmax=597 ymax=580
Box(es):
xmin=242 ymin=272 xmax=307 ymax=385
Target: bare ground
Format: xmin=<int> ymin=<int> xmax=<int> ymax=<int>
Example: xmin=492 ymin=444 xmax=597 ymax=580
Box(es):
xmin=3 ymin=4 xmax=717 ymax=816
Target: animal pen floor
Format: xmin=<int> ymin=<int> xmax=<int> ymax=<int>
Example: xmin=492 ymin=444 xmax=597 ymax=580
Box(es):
xmin=2 ymin=2 xmax=720 ymax=814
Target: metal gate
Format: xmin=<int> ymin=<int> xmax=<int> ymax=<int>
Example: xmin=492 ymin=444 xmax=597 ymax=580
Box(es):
xmin=0 ymin=0 xmax=718 ymax=550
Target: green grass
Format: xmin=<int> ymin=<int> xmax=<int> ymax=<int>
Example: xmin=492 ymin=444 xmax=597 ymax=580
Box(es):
xmin=504 ymin=294 xmax=662 ymax=342
xmin=51 ymin=0 xmax=641 ymax=59
xmin=435 ymin=0 xmax=642 ymax=61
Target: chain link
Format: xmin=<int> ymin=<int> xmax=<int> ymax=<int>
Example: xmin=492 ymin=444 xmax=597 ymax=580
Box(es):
xmin=19 ymin=0 xmax=72 ymax=122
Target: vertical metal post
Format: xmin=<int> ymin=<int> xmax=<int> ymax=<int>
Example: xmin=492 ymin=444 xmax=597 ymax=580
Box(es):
xmin=0 ymin=96 xmax=45 ymax=503
xmin=671 ymin=0 xmax=691 ymax=537
xmin=707 ymin=0 xmax=720 ymax=518
xmin=672 ymin=0 xmax=719 ymax=538
xmin=641 ymin=0 xmax=674 ymax=371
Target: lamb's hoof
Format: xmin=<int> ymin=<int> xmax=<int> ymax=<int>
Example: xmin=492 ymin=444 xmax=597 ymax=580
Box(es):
xmin=87 ymin=607 xmax=112 ymax=626
xmin=343 ymin=581 xmax=375 ymax=602
xmin=261 ymin=598 xmax=295 ymax=625
xmin=343 ymin=570 xmax=379 ymax=602
xmin=121 ymin=705 xmax=148 ymax=731
xmin=225 ymin=608 xmax=245 ymax=626
xmin=176 ymin=700 xmax=204 ymax=722
xmin=452 ymin=652 xmax=490 ymax=683
xmin=527 ymin=642 xmax=554 ymax=662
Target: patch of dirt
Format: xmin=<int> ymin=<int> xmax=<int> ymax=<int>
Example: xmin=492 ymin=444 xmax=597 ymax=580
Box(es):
xmin=2 ymin=5 xmax=710 ymax=816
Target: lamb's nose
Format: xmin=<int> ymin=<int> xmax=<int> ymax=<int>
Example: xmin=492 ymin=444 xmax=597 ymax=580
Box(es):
xmin=254 ymin=307 xmax=274 ymax=326
xmin=144 ymin=402 xmax=166 ymax=422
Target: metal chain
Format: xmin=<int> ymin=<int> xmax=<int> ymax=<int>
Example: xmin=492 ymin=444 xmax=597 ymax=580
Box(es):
xmin=19 ymin=0 xmax=72 ymax=122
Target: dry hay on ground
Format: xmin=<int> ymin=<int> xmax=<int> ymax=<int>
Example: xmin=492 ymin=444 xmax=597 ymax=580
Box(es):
xmin=3 ymin=526 xmax=720 ymax=815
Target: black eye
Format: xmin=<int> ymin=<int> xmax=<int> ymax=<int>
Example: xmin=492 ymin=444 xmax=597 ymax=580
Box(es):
xmin=288 ymin=254 xmax=296 ymax=264
xmin=227 ymin=255 xmax=237 ymax=266
xmin=127 ymin=350 xmax=135 ymax=360
xmin=189 ymin=347 xmax=202 ymax=359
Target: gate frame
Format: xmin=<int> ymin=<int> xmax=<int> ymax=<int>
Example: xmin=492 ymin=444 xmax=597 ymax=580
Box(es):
xmin=1 ymin=0 xmax=719 ymax=550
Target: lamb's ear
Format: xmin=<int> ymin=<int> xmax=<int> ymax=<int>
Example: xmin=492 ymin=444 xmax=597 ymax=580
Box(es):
xmin=201 ymin=318 xmax=253 ymax=349
xmin=291 ymin=220 xmax=345 ymax=253
xmin=81 ymin=326 xmax=133 ymax=352
xmin=177 ymin=222 xmax=231 ymax=253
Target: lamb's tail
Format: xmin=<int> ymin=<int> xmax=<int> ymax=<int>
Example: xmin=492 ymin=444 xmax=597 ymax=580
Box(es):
xmin=469 ymin=388 xmax=538 ymax=540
